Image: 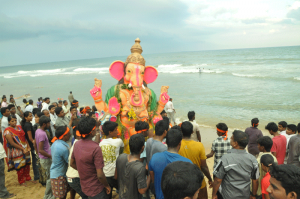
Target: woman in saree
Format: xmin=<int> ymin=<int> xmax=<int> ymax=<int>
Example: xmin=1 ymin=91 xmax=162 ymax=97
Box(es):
xmin=3 ymin=115 xmax=32 ymax=186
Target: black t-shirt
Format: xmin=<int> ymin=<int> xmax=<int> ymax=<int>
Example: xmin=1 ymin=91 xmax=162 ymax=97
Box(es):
xmin=116 ymin=154 xmax=147 ymax=199
xmin=23 ymin=122 xmax=35 ymax=149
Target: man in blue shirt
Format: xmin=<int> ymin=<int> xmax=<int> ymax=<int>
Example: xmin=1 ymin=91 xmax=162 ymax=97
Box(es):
xmin=50 ymin=125 xmax=71 ymax=199
xmin=149 ymin=129 xmax=192 ymax=199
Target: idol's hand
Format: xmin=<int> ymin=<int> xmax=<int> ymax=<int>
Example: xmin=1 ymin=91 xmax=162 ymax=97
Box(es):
xmin=90 ymin=78 xmax=103 ymax=101
xmin=160 ymin=86 xmax=170 ymax=104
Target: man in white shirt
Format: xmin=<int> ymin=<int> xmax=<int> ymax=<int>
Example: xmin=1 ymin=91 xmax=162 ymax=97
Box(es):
xmin=165 ymin=98 xmax=176 ymax=125
xmin=41 ymin=97 xmax=50 ymax=111
xmin=184 ymin=111 xmax=201 ymax=142
xmin=24 ymin=99 xmax=34 ymax=113
xmin=0 ymin=108 xmax=10 ymax=133
xmin=62 ymin=100 xmax=70 ymax=118
xmin=48 ymin=105 xmax=57 ymax=136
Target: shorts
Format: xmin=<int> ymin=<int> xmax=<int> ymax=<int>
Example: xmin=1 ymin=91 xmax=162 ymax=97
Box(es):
xmin=51 ymin=176 xmax=70 ymax=198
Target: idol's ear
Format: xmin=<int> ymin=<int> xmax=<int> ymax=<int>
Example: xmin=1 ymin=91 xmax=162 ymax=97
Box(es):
xmin=144 ymin=66 xmax=158 ymax=84
xmin=109 ymin=61 xmax=125 ymax=81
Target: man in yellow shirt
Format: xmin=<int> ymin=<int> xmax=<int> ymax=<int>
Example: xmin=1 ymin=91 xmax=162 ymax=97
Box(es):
xmin=179 ymin=121 xmax=213 ymax=199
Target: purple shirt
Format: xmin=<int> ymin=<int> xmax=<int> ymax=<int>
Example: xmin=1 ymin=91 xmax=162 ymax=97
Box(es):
xmin=245 ymin=127 xmax=263 ymax=155
xmin=35 ymin=129 xmax=51 ymax=159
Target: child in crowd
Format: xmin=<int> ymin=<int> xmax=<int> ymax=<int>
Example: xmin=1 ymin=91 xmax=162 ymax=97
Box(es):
xmin=50 ymin=126 xmax=71 ymax=199
xmin=253 ymin=136 xmax=277 ymax=197
xmin=58 ymin=100 xmax=63 ymax=108
xmin=71 ymin=117 xmax=110 ymax=198
xmin=287 ymin=123 xmax=300 ymax=166
xmin=21 ymin=111 xmax=40 ymax=181
xmin=161 ymin=161 xmax=204 ymax=199
xmin=179 ymin=121 xmax=212 ymax=199
xmin=100 ymin=121 xmax=124 ymax=199
xmin=260 ymin=154 xmax=274 ymax=199
xmin=245 ymin=118 xmax=263 ymax=157
xmin=265 ymin=122 xmax=286 ymax=164
xmin=35 ymin=115 xmax=53 ymax=198
xmin=149 ymin=129 xmax=193 ymax=199
xmin=3 ymin=115 xmax=31 ymax=185
xmin=278 ymin=121 xmax=287 ymax=135
xmin=135 ymin=121 xmax=149 ymax=163
xmin=116 ymin=134 xmax=150 ymax=198
xmin=66 ymin=123 xmax=88 ymax=199
xmin=7 ymin=105 xmax=21 ymax=126
xmin=206 ymin=123 xmax=231 ymax=169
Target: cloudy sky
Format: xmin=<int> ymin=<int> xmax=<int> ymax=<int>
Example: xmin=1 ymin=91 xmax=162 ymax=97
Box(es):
xmin=0 ymin=0 xmax=299 ymax=67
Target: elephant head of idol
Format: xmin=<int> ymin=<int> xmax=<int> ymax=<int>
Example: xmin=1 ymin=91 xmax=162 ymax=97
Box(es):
xmin=109 ymin=38 xmax=158 ymax=107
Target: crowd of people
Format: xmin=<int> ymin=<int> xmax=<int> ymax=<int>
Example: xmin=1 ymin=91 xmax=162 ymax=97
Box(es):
xmin=0 ymin=94 xmax=300 ymax=199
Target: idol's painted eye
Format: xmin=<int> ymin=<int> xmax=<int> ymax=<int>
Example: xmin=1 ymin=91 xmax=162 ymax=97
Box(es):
xmin=127 ymin=70 xmax=131 ymax=73
xmin=141 ymin=72 xmax=144 ymax=75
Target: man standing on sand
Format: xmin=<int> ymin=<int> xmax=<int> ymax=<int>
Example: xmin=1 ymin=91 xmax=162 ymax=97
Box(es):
xmin=42 ymin=97 xmax=50 ymax=111
xmin=165 ymin=98 xmax=176 ymax=125
xmin=68 ymin=92 xmax=74 ymax=105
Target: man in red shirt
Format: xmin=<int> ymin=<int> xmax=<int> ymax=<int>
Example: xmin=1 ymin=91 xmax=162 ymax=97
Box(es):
xmin=265 ymin=122 xmax=286 ymax=165
xmin=260 ymin=154 xmax=274 ymax=199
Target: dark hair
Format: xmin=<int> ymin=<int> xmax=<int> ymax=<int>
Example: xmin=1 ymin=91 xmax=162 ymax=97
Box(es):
xmin=161 ymin=161 xmax=204 ymax=199
xmin=251 ymin=118 xmax=259 ymax=127
xmin=171 ymin=125 xmax=182 ymax=133
xmin=270 ymin=164 xmax=300 ymax=197
xmin=39 ymin=115 xmax=51 ymax=126
xmin=78 ymin=117 xmax=96 ymax=139
xmin=42 ymin=109 xmax=49 ymax=115
xmin=8 ymin=115 xmax=17 ymax=122
xmin=135 ymin=121 xmax=149 ymax=131
xmin=55 ymin=126 xmax=68 ymax=138
xmin=55 ymin=107 xmax=63 ymax=115
xmin=35 ymin=112 xmax=43 ymax=118
xmin=63 ymin=100 xmax=67 ymax=104
xmin=187 ymin=111 xmax=195 ymax=120
xmin=1 ymin=107 xmax=9 ymax=115
xmin=7 ymin=104 xmax=15 ymax=110
xmin=70 ymin=106 xmax=77 ymax=112
xmin=22 ymin=99 xmax=27 ymax=104
xmin=265 ymin=122 xmax=278 ymax=132
xmin=155 ymin=120 xmax=167 ymax=136
xmin=9 ymin=97 xmax=14 ymax=102
xmin=92 ymin=105 xmax=97 ymax=112
xmin=216 ymin=123 xmax=228 ymax=132
xmin=21 ymin=111 xmax=31 ymax=129
xmin=72 ymin=99 xmax=78 ymax=104
xmin=48 ymin=105 xmax=55 ymax=111
xmin=257 ymin=136 xmax=273 ymax=152
xmin=287 ymin=124 xmax=297 ymax=133
xmin=44 ymin=97 xmax=50 ymax=101
xmin=70 ymin=91 xmax=72 ymax=94
xmin=181 ymin=121 xmax=193 ymax=137
xmin=102 ymin=121 xmax=118 ymax=136
xmin=298 ymin=123 xmax=300 ymax=134
xmin=260 ymin=154 xmax=275 ymax=167
xmin=58 ymin=100 xmax=62 ymax=104
xmin=160 ymin=110 xmax=166 ymax=115
xmin=232 ymin=130 xmax=249 ymax=149
xmin=79 ymin=107 xmax=84 ymax=113
xmin=88 ymin=112 xmax=95 ymax=118
xmin=33 ymin=108 xmax=41 ymax=115
xmin=166 ymin=129 xmax=182 ymax=148
xmin=278 ymin=121 xmax=287 ymax=128
xmin=162 ymin=116 xmax=170 ymax=131
xmin=28 ymin=99 xmax=33 ymax=105
xmin=129 ymin=133 xmax=145 ymax=155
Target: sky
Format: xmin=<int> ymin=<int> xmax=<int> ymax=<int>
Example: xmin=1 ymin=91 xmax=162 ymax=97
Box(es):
xmin=0 ymin=0 xmax=300 ymax=67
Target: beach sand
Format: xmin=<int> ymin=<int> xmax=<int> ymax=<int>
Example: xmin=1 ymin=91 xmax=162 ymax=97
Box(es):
xmin=3 ymin=126 xmax=270 ymax=199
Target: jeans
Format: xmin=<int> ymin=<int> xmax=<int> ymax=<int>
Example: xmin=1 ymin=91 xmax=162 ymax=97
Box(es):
xmin=31 ymin=149 xmax=40 ymax=181
xmin=68 ymin=177 xmax=88 ymax=199
xmin=88 ymin=189 xmax=109 ymax=199
xmin=40 ymin=158 xmax=55 ymax=199
xmin=0 ymin=159 xmax=10 ymax=198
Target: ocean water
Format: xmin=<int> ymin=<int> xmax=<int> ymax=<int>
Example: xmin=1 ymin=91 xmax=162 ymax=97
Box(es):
xmin=1 ymin=46 xmax=299 ymax=130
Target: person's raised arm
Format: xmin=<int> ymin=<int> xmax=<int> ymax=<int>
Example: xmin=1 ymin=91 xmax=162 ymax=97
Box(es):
xmin=38 ymin=141 xmax=51 ymax=159
xmin=96 ymin=168 xmax=111 ymax=195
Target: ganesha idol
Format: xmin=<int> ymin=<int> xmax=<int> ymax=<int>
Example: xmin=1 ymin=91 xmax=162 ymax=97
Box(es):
xmin=90 ymin=38 xmax=170 ymax=154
